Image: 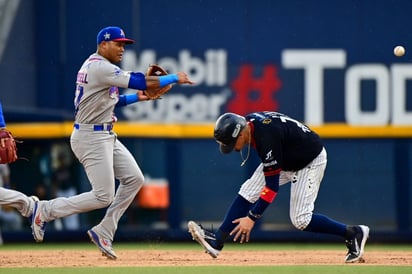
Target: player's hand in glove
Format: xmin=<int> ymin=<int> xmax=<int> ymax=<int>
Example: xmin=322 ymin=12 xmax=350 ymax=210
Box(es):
xmin=144 ymin=64 xmax=194 ymax=100
xmin=144 ymin=64 xmax=173 ymax=100
xmin=0 ymin=128 xmax=18 ymax=164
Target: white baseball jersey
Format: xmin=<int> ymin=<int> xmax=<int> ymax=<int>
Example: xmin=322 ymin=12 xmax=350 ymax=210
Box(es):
xmin=74 ymin=53 xmax=132 ymax=124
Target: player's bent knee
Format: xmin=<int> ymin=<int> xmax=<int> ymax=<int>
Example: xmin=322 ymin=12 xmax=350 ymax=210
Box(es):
xmin=135 ymin=174 xmax=145 ymax=187
xmin=120 ymin=172 xmax=144 ymax=187
xmin=290 ymin=213 xmax=311 ymax=231
xmin=93 ymin=191 xmax=115 ymax=207
xmin=97 ymin=196 xmax=114 ymax=207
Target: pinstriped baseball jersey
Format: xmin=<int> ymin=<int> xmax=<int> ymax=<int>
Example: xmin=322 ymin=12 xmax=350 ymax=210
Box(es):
xmin=238 ymin=112 xmax=326 ymax=228
xmin=74 ymin=53 xmax=132 ymax=124
xmin=246 ymin=111 xmax=323 ymax=172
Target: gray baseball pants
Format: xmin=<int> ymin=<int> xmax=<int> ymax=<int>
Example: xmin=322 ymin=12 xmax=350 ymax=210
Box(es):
xmin=38 ymin=128 xmax=144 ymax=241
xmin=0 ymin=187 xmax=34 ymax=217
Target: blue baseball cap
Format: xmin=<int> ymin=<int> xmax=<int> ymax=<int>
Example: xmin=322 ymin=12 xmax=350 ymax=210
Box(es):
xmin=96 ymin=26 xmax=134 ymax=44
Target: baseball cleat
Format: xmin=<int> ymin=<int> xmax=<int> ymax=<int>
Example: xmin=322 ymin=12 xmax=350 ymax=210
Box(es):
xmin=87 ymin=229 xmax=117 ymax=260
xmin=188 ymin=221 xmax=221 ymax=258
xmin=345 ymin=225 xmax=370 ymax=263
xmin=31 ymin=201 xmax=47 ymax=242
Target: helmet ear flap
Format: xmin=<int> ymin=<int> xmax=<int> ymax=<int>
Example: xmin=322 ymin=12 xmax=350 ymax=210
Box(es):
xmin=214 ymin=113 xmax=246 ymax=154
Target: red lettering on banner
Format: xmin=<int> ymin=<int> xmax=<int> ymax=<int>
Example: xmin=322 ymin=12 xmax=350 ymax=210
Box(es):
xmin=227 ymin=64 xmax=282 ymax=115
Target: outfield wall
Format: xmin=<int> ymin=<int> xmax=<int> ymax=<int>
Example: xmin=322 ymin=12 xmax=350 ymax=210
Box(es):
xmin=6 ymin=124 xmax=412 ymax=240
xmin=0 ymin=0 xmax=411 ymax=241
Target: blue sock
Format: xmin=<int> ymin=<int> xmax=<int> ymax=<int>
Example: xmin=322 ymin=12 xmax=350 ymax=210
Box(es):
xmin=215 ymin=195 xmax=253 ymax=246
xmin=304 ymin=213 xmax=347 ymax=238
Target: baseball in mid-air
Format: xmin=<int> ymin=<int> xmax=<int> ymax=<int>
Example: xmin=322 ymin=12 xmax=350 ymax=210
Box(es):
xmin=394 ymin=45 xmax=405 ymax=57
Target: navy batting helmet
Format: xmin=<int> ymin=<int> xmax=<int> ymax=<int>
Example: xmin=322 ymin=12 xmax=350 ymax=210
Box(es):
xmin=214 ymin=112 xmax=247 ymax=154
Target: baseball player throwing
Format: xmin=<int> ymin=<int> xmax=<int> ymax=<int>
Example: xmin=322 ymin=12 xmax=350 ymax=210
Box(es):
xmin=30 ymin=26 xmax=194 ymax=259
xmin=188 ymin=111 xmax=369 ymax=263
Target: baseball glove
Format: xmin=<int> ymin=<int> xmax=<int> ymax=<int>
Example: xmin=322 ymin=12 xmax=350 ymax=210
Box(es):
xmin=0 ymin=128 xmax=18 ymax=164
xmin=144 ymin=64 xmax=173 ymax=99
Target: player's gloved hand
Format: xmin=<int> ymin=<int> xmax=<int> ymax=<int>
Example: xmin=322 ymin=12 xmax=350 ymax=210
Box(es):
xmin=0 ymin=128 xmax=18 ymax=164
xmin=143 ymin=64 xmax=195 ymax=100
xmin=230 ymin=216 xmax=255 ymax=243
xmin=143 ymin=64 xmax=173 ymax=100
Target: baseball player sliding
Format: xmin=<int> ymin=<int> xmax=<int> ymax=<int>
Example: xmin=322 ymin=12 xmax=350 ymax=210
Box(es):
xmin=189 ymin=111 xmax=369 ymax=263
xmin=30 ymin=26 xmax=194 ymax=259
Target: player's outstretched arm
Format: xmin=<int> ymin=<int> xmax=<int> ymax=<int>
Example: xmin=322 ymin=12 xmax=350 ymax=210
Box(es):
xmin=145 ymin=72 xmax=194 ymax=89
xmin=143 ymin=69 xmax=194 ymax=100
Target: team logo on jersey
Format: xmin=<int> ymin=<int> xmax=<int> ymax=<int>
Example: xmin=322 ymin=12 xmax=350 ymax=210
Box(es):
xmin=262 ymin=118 xmax=272 ymax=124
xmin=265 ymin=150 xmax=273 ymax=160
xmin=109 ymin=86 xmax=119 ymax=99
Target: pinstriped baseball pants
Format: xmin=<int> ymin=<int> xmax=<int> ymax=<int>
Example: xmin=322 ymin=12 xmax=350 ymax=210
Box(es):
xmin=239 ymin=147 xmax=327 ymax=230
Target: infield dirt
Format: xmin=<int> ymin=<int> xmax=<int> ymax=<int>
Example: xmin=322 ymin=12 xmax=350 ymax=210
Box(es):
xmin=1 ymin=250 xmax=411 ymax=267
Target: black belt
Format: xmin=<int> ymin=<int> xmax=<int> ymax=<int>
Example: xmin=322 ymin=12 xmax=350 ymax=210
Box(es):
xmin=74 ymin=123 xmax=113 ymax=131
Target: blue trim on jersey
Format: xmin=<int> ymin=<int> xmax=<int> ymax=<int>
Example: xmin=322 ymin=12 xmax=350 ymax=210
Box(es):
xmin=128 ymin=72 xmax=147 ymax=90
xmin=159 ymin=74 xmax=178 ymax=87
xmin=116 ymin=94 xmax=139 ymax=107
xmin=0 ymin=102 xmax=5 ymax=128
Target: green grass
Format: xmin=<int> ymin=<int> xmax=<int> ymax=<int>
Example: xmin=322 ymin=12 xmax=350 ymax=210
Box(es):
xmin=1 ymin=243 xmax=411 ymax=274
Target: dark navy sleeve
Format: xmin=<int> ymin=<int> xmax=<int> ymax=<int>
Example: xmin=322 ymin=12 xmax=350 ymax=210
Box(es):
xmin=247 ymin=119 xmax=283 ymax=219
